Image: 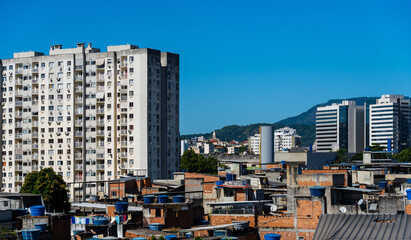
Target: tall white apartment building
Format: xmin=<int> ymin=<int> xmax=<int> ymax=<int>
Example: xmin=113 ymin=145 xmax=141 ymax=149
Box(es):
xmin=274 ymin=127 xmax=301 ymax=152
xmin=369 ymin=95 xmax=410 ymax=152
xmin=248 ymin=134 xmax=260 ymax=154
xmin=0 ymin=43 xmax=179 ymax=200
xmin=316 ymin=101 xmax=364 ymax=153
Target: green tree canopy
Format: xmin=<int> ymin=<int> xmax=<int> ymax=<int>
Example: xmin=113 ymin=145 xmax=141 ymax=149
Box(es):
xmin=333 ymin=148 xmax=348 ymax=164
xmin=20 ymin=168 xmax=70 ymax=212
xmin=180 ymin=150 xmax=218 ymax=174
xmin=394 ymin=147 xmax=411 ymax=163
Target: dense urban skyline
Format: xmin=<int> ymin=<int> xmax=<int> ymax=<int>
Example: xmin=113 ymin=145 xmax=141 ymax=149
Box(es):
xmin=1 ymin=0 xmax=410 ymax=134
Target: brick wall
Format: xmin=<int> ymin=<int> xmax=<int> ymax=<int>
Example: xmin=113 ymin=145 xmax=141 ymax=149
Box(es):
xmin=209 ymin=214 xmax=256 ymax=227
xmin=185 ymin=172 xmax=220 ymax=182
xmin=302 ymin=169 xmax=348 ymax=186
xmin=406 ymin=204 xmax=411 ymax=215
xmin=258 ymin=215 xmax=294 ymax=228
xmin=296 ymin=200 xmax=322 ymax=230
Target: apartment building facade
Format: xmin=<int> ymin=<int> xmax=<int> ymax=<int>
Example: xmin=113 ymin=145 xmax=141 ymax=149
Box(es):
xmin=316 ymin=101 xmax=364 ymax=153
xmin=274 ymin=127 xmax=301 ymax=152
xmin=248 ymin=133 xmax=260 ymax=154
xmin=0 ymin=43 xmax=179 ymax=200
xmin=369 ymin=95 xmax=411 ymax=152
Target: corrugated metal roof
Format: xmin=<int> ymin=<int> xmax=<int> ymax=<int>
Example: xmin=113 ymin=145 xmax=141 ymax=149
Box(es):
xmin=313 ymin=214 xmax=411 ymax=240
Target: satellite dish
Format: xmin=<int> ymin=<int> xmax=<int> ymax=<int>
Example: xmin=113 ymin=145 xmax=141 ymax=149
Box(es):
xmin=339 ymin=207 xmax=347 ymax=214
xmin=358 ymin=199 xmax=364 ymax=206
xmin=270 ymin=205 xmax=278 ymax=212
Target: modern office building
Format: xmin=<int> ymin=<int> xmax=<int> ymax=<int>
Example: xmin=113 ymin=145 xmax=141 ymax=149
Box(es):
xmin=274 ymin=127 xmax=301 ymax=152
xmin=248 ymin=133 xmax=260 ymax=154
xmin=316 ymin=101 xmax=364 ymax=153
xmin=0 ymin=43 xmax=179 ymax=200
xmin=369 ymin=95 xmax=411 ymax=152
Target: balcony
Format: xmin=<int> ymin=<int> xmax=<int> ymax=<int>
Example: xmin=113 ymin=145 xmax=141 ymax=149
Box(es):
xmin=96 ymin=98 xmax=104 ymax=103
xmin=15 ymin=69 xmax=23 ymax=74
xmin=120 ymin=96 xmax=127 ymax=102
xmin=75 ymin=87 xmax=83 ymax=93
xmin=97 ymin=75 xmax=104 ymax=82
xmin=75 ymin=176 xmax=83 ymax=181
xmin=75 ymin=164 xmax=83 ymax=170
xmin=32 ymin=121 xmax=39 ymax=127
xmin=75 ymin=120 xmax=83 ymax=126
xmin=32 ymin=143 xmax=39 ymax=149
xmin=96 ymin=154 xmax=104 ymax=159
xmin=15 ymin=144 xmax=22 ymax=150
xmin=96 ymin=131 xmax=104 ymax=136
xmin=15 ymin=91 xmax=23 ymax=97
xmin=97 ymin=142 xmax=105 ymax=148
xmin=75 ymin=109 xmax=83 ymax=115
xmin=120 ymin=152 xmax=127 ymax=158
xmin=15 ymin=154 xmax=23 ymax=160
xmin=32 ymin=68 xmax=39 ymax=73
xmin=74 ymin=131 xmax=83 ymax=137
xmin=15 ymin=101 xmax=23 ymax=107
xmin=120 ymin=130 xmax=127 ymax=135
xmin=75 ymin=65 xmax=83 ymax=70
xmin=15 ymin=165 xmax=22 ymax=171
xmin=120 ymin=89 xmax=128 ymax=94
xmin=75 ymin=98 xmax=83 ymax=104
xmin=98 ymin=187 xmax=105 ymax=192
xmin=16 ymin=79 xmax=23 ymax=85
xmin=97 ymin=176 xmax=105 ymax=181
xmin=120 ymin=119 xmax=128 ymax=125
xmin=15 ymin=133 xmax=23 ymax=138
xmin=121 ymin=142 xmax=127 ymax=147
xmin=97 ymin=164 xmax=105 ymax=170
xmin=96 ymin=108 xmax=104 ymax=114
xmin=74 ymin=142 xmax=83 ymax=148
xmin=32 ymin=79 xmax=39 ymax=84
xmin=97 ymin=87 xmax=105 ymax=92
xmin=32 ymin=100 xmax=39 ymax=106
xmin=15 ymin=122 xmax=22 ymax=128
xmin=96 ymin=120 xmax=105 ymax=126
xmin=120 ymin=62 xmax=127 ymax=68
xmin=75 ymin=76 xmax=83 ymax=81
xmin=16 ymin=112 xmax=23 ymax=117
xmin=15 ymin=176 xmax=23 ymax=182
xmin=32 ymin=154 xmax=39 ymax=160
xmin=32 ymin=165 xmax=39 ymax=171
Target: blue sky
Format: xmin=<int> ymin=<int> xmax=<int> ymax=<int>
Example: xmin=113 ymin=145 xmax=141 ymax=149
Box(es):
xmin=1 ymin=1 xmax=410 ymax=134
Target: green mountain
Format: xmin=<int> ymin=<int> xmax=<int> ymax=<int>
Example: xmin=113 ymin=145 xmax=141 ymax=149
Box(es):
xmin=181 ymin=96 xmax=405 ymax=147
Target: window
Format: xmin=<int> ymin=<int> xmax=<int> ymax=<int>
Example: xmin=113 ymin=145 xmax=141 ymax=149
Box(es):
xmin=67 ymin=61 xmax=71 ymax=65
xmin=49 ymin=62 xmax=54 ymax=67
xmin=129 ymin=68 xmax=134 ymax=73
xmin=41 ymin=62 xmax=45 ymax=67
xmin=111 ymin=191 xmax=117 ymax=197
xmin=129 ymin=56 xmax=134 ymax=62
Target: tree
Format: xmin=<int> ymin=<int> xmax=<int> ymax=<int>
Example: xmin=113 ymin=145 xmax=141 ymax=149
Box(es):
xmin=20 ymin=168 xmax=70 ymax=212
xmin=370 ymin=144 xmax=385 ymax=151
xmin=394 ymin=147 xmax=411 ymax=163
xmin=180 ymin=150 xmax=218 ymax=174
xmin=333 ymin=148 xmax=348 ymax=164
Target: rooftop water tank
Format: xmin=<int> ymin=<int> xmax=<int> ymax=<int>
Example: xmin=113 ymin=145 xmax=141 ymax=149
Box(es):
xmin=378 ymin=181 xmax=388 ymax=189
xmin=265 ymin=233 xmax=281 ymax=240
xmin=21 ymin=229 xmax=40 ymax=240
xmin=30 ymin=205 xmax=45 ymax=216
xmin=173 ymin=195 xmax=185 ymax=203
xmin=143 ymin=195 xmax=155 ymax=204
xmin=157 ymin=195 xmax=169 ymax=203
xmin=148 ymin=223 xmax=163 ymax=231
xmin=115 ymin=202 xmax=128 ymax=212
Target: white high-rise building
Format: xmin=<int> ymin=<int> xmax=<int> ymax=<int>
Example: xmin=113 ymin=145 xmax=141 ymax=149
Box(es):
xmin=369 ymin=95 xmax=411 ymax=152
xmin=316 ymin=100 xmax=364 ymax=153
xmin=274 ymin=127 xmax=301 ymax=152
xmin=248 ymin=134 xmax=260 ymax=154
xmin=0 ymin=43 xmax=179 ymax=200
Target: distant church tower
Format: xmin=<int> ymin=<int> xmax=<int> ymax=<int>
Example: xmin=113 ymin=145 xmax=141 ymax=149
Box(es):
xmin=212 ymin=130 xmax=216 ymax=139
